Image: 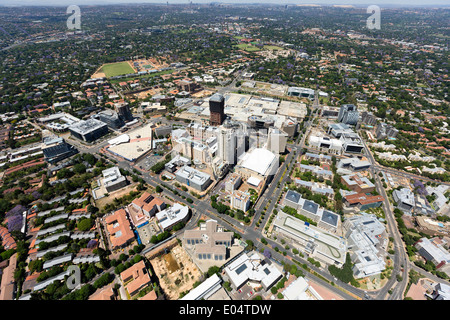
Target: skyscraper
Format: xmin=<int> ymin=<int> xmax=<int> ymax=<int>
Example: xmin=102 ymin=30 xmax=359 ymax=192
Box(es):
xmin=209 ymin=93 xmax=225 ymax=126
xmin=338 ymin=104 xmax=359 ymax=125
xmin=218 ymin=127 xmax=236 ymax=164
xmin=115 ymin=102 xmax=133 ymax=122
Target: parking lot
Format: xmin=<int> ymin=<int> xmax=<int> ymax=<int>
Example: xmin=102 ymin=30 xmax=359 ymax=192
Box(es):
xmin=228 ymin=282 xmax=256 ymax=300
xmin=137 ymin=154 xmax=163 ymax=171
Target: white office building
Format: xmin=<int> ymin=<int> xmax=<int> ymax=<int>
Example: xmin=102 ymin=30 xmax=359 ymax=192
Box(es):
xmin=224 ymin=251 xmax=283 ymax=290
xmin=343 ymin=214 xmax=387 ymax=278
xmin=156 ymin=203 xmax=190 ymax=231
xmin=282 ymin=277 xmax=323 ymax=300
xmin=273 ymin=211 xmax=347 ymax=266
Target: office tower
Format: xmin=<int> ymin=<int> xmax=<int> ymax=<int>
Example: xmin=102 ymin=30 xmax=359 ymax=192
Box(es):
xmin=218 ymin=127 xmax=236 ymax=164
xmin=115 ymin=102 xmax=133 ymax=122
xmin=338 ymin=104 xmax=359 ymax=125
xmin=209 ymin=93 xmax=225 ymax=126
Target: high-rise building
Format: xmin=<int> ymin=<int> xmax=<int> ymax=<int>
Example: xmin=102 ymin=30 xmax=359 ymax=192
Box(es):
xmin=115 ymin=102 xmax=133 ymax=122
xmin=96 ymin=110 xmax=125 ymax=129
xmin=218 ymin=127 xmax=236 ymax=164
xmin=361 ymin=111 xmax=377 ymax=126
xmin=209 ymin=93 xmax=225 ymax=126
xmin=376 ymin=122 xmax=399 ymax=139
xmin=217 ymin=125 xmax=249 ymax=165
xmin=338 ymin=104 xmax=359 ymax=125
xmin=267 ymin=128 xmax=288 ymax=154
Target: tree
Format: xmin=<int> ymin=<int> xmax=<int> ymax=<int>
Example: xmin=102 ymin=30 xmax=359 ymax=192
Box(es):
xmin=93 ymin=272 xmax=114 ymax=289
xmin=119 ymin=253 xmax=128 ymax=262
xmin=206 ymin=266 xmax=220 ymax=278
xmin=73 ymin=163 xmax=87 ymax=174
xmin=82 ymin=153 xmax=96 ymax=166
xmin=77 ymin=218 xmax=94 ymax=231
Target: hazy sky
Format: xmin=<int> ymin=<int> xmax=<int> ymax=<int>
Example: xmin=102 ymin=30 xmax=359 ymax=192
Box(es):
xmin=1 ymin=0 xmax=449 ymax=7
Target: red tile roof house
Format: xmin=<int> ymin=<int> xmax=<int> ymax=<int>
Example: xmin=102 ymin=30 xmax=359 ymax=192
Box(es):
xmin=120 ymin=260 xmax=151 ymax=298
xmin=89 ymin=282 xmax=116 ymax=300
xmin=0 ymin=253 xmax=17 ymax=300
xmin=130 ymin=192 xmax=166 ymax=218
xmin=0 ymin=227 xmax=17 ymax=250
xmin=139 ymin=290 xmax=157 ymax=300
xmin=104 ymin=209 xmax=135 ymax=250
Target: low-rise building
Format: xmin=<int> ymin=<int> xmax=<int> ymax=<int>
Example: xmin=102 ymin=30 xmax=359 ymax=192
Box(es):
xmin=0 ymin=253 xmax=17 ymax=300
xmin=344 ymin=214 xmax=387 ymax=278
xmin=343 ymin=193 xmax=384 ymax=212
xmin=183 ymin=219 xmax=233 ymax=263
xmin=273 ymin=211 xmax=347 ymax=266
xmin=282 ymin=190 xmax=339 ymax=232
xmin=130 ymin=192 xmax=166 ymax=219
xmin=180 ymin=273 xmax=223 ymax=300
xmin=41 ymin=136 xmax=78 ymax=164
xmin=294 ymin=179 xmax=334 ymax=199
xmin=393 ymin=188 xmax=415 ymax=214
xmin=175 ymin=166 xmax=212 ymax=191
xmin=304 ymin=152 xmax=332 ymax=164
xmin=327 ymin=123 xmax=353 ymax=138
xmin=120 ymin=260 xmax=151 ymax=297
xmin=104 ymin=209 xmax=135 ymax=249
xmin=282 ymin=277 xmax=323 ymax=300
xmin=415 ymin=237 xmax=450 ymax=275
xmin=337 ymin=157 xmax=371 ymax=173
xmin=230 ymin=190 xmax=251 ymax=212
xmin=69 ymin=118 xmax=109 ymax=143
xmin=341 ymin=173 xmax=375 ymax=193
xmin=376 ymin=122 xmax=398 ymax=140
xmin=299 ymin=164 xmax=333 ymax=180
xmin=340 ymin=132 xmax=364 ymax=154
xmin=428 ymin=283 xmax=450 ymax=300
xmin=89 ymin=283 xmax=116 ymax=301
xmin=156 ymin=203 xmax=190 ymax=231
xmin=102 ymin=166 xmax=128 ymax=193
xmin=308 ymin=135 xmax=342 ymax=155
xmin=223 ymin=251 xmax=283 ymax=290
xmin=224 ymin=172 xmax=242 ymax=193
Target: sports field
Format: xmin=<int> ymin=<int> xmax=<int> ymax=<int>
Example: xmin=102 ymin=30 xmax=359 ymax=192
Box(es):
xmin=100 ymin=61 xmax=135 ymax=77
xmin=235 ymin=43 xmax=260 ymax=52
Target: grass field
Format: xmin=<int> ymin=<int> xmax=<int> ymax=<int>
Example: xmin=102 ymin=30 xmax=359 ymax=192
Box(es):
xmin=109 ymin=69 xmax=174 ymax=84
xmin=263 ymin=45 xmax=283 ymax=50
xmin=235 ymin=43 xmax=260 ymax=52
xmin=100 ymin=62 xmax=135 ymax=78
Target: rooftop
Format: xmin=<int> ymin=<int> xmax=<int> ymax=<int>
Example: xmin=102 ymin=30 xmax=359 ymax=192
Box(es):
xmin=239 ymin=148 xmax=278 ymax=177
xmin=69 ymin=118 xmax=107 ymax=135
xmin=321 ymin=210 xmax=339 ymax=227
xmin=105 ymin=209 xmax=135 ymax=248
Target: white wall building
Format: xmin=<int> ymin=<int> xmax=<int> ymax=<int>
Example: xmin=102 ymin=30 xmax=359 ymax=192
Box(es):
xmin=224 ymin=251 xmax=283 ymax=290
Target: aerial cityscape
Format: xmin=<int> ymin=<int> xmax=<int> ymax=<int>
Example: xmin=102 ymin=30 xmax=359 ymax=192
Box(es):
xmin=0 ymin=1 xmax=449 ymax=307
